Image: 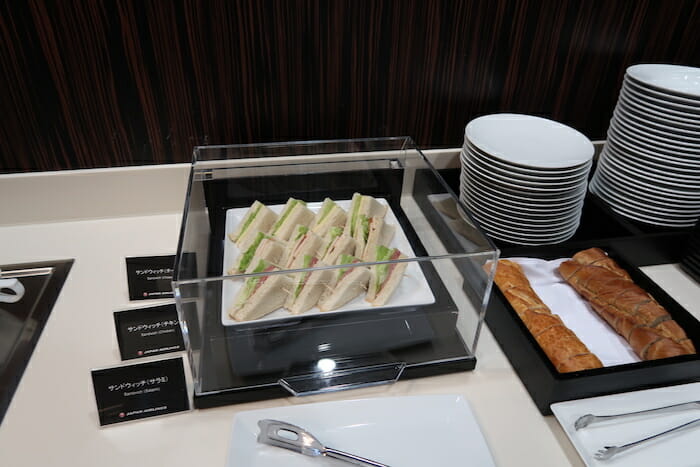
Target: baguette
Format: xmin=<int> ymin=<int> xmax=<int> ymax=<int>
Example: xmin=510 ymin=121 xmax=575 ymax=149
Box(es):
xmin=489 ymin=260 xmax=603 ymax=373
xmin=559 ymin=249 xmax=695 ymax=359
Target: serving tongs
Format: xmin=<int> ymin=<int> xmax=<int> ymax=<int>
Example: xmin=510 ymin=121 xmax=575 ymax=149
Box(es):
xmin=574 ymin=400 xmax=700 ymax=460
xmin=257 ymin=419 xmax=391 ymax=466
xmin=574 ymin=400 xmax=700 ymax=429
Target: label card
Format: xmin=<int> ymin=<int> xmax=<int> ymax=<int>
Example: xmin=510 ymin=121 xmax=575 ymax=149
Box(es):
xmin=114 ymin=304 xmax=185 ymax=360
xmin=125 ymin=255 xmax=176 ymax=300
xmin=91 ymin=357 xmax=189 ymax=426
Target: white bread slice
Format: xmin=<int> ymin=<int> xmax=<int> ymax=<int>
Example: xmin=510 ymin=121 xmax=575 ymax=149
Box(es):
xmin=230 ymin=272 xmax=293 ymax=321
xmin=361 ymin=217 xmax=396 ymax=260
xmin=244 ymin=239 xmax=286 ymax=274
xmin=318 ymin=266 xmax=370 ymax=312
xmin=322 ymin=235 xmax=357 ymax=265
xmin=285 ymin=231 xmax=323 ymax=269
xmin=228 ymin=201 xmax=275 ymax=243
xmin=285 ymin=266 xmax=335 ymax=314
xmin=270 ymin=200 xmax=315 ymax=241
xmin=366 ymin=254 xmax=408 ymax=306
xmin=235 ymin=208 xmax=278 ymax=251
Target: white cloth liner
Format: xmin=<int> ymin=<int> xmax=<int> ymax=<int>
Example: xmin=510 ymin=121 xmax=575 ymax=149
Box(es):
xmin=507 ymin=257 xmax=641 ymax=366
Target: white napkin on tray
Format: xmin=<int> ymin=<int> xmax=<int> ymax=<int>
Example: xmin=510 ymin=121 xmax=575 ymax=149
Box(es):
xmin=508 ymin=257 xmax=641 ymax=367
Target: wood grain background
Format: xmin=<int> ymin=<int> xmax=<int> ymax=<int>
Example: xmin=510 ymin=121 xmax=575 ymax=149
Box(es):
xmin=1 ymin=0 xmax=699 ymax=172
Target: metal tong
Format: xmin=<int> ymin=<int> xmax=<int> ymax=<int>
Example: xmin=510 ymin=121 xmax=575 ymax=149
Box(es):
xmin=574 ymin=400 xmax=700 ymax=461
xmin=257 ymin=419 xmax=391 ymax=466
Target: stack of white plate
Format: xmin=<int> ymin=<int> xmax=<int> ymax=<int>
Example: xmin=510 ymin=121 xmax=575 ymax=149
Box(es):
xmin=461 ymin=114 xmax=594 ymax=245
xmin=590 ymin=64 xmax=700 ymax=228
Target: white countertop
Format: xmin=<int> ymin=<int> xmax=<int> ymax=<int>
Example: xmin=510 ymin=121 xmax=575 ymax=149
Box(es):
xmin=1 ymin=154 xmax=698 ymax=466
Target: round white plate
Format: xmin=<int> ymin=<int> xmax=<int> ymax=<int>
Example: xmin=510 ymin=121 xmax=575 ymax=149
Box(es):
xmin=617 ymin=98 xmax=700 ymax=132
xmin=619 ymin=89 xmax=700 ymax=126
xmin=604 ymin=132 xmax=700 ymax=170
xmin=626 ymin=64 xmax=700 ymax=99
xmin=614 ymin=103 xmax=700 ymax=138
xmin=463 ymin=140 xmax=593 ymax=177
xmin=593 ymin=159 xmax=700 ymax=203
xmin=465 ymin=113 xmax=594 ymax=169
xmin=461 ymin=184 xmax=585 ymax=215
xmin=590 ymin=178 xmax=700 ymax=219
xmin=613 ymin=107 xmax=700 ymax=145
xmin=603 ymin=140 xmax=700 ymax=180
xmin=624 ymin=82 xmax=700 ymax=115
xmin=462 ymin=147 xmax=591 ymax=184
xmin=462 ymin=155 xmax=588 ymax=191
xmin=460 ymin=171 xmax=588 ymax=202
xmin=610 ymin=114 xmax=700 ymax=151
xmin=590 ymin=186 xmax=698 ymax=227
xmin=462 ymin=195 xmax=583 ymax=228
xmin=624 ymin=75 xmax=700 ymax=105
xmin=600 ymin=149 xmax=700 ymax=190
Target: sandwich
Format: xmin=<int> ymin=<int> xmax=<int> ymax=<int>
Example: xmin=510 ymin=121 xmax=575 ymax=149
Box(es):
xmin=269 ymin=198 xmax=315 ymax=241
xmin=310 ymin=198 xmax=347 ymax=237
xmin=228 ymin=201 xmax=278 ymax=250
xmin=242 ymin=236 xmax=286 ymax=274
xmin=284 ymin=228 xmax=323 ymax=269
xmin=228 ymin=232 xmax=285 ymax=275
xmin=357 ymin=215 xmax=396 ymax=260
xmin=284 ymin=255 xmax=334 ymax=314
xmin=321 ymin=227 xmax=357 ymax=265
xmin=229 ymin=260 xmax=293 ymax=321
xmin=366 ymin=245 xmax=408 ymax=306
xmin=318 ymin=254 xmax=370 ymax=312
xmin=344 ymin=193 xmax=388 ymax=237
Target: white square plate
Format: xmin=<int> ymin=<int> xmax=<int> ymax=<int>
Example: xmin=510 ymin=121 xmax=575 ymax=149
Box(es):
xmin=226 ymin=394 xmax=496 ymax=467
xmin=221 ymin=198 xmax=435 ymax=326
xmin=551 ymin=382 xmax=700 ymax=467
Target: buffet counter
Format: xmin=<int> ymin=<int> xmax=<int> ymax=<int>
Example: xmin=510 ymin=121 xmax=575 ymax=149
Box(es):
xmin=1 ymin=151 xmax=698 ymax=467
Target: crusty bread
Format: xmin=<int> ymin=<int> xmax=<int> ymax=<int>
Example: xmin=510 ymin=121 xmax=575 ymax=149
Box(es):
xmin=559 ymin=254 xmax=695 ymax=359
xmin=489 ymin=260 xmax=603 ymax=373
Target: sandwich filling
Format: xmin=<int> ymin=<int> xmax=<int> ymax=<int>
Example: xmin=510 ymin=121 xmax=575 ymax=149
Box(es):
xmin=271 ymin=199 xmax=305 ymax=235
xmin=349 ymin=195 xmax=363 ymax=235
xmin=373 ymin=245 xmax=402 ymax=293
xmin=317 ymin=199 xmax=336 ymax=223
xmin=321 ymin=226 xmax=343 ymax=257
xmin=237 ymin=232 xmax=271 ymax=272
xmin=234 ymin=260 xmax=275 ymax=308
xmin=292 ymin=255 xmax=318 ymax=299
xmin=237 ymin=203 xmax=262 ymax=240
xmin=336 ymin=254 xmax=362 ymax=281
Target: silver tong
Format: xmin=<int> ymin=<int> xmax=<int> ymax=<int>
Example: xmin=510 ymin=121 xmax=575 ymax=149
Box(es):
xmin=257 ymin=419 xmax=391 ymax=466
xmin=574 ymin=400 xmax=700 ymax=461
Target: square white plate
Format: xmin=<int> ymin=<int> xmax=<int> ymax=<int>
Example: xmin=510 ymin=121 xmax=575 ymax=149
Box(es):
xmin=226 ymin=394 xmax=496 ymax=467
xmin=551 ymin=382 xmax=700 ymax=467
xmin=221 ymin=198 xmax=435 ymax=326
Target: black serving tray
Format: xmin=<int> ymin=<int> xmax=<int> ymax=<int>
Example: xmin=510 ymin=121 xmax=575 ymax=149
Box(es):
xmin=485 ymin=238 xmax=700 ymax=415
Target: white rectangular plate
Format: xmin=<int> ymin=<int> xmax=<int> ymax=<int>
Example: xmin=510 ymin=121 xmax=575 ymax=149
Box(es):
xmin=222 ymin=198 xmax=435 ymax=326
xmin=226 ymin=394 xmax=496 ymax=467
xmin=551 ymin=382 xmax=700 ymax=467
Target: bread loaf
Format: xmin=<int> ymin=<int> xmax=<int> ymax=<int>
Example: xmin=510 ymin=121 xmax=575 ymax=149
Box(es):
xmin=489 ymin=260 xmax=603 ymax=373
xmin=559 ymin=248 xmax=695 ymax=360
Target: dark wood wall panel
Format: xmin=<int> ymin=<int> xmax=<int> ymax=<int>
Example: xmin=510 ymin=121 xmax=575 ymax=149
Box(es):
xmin=1 ymin=1 xmax=699 ymax=172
